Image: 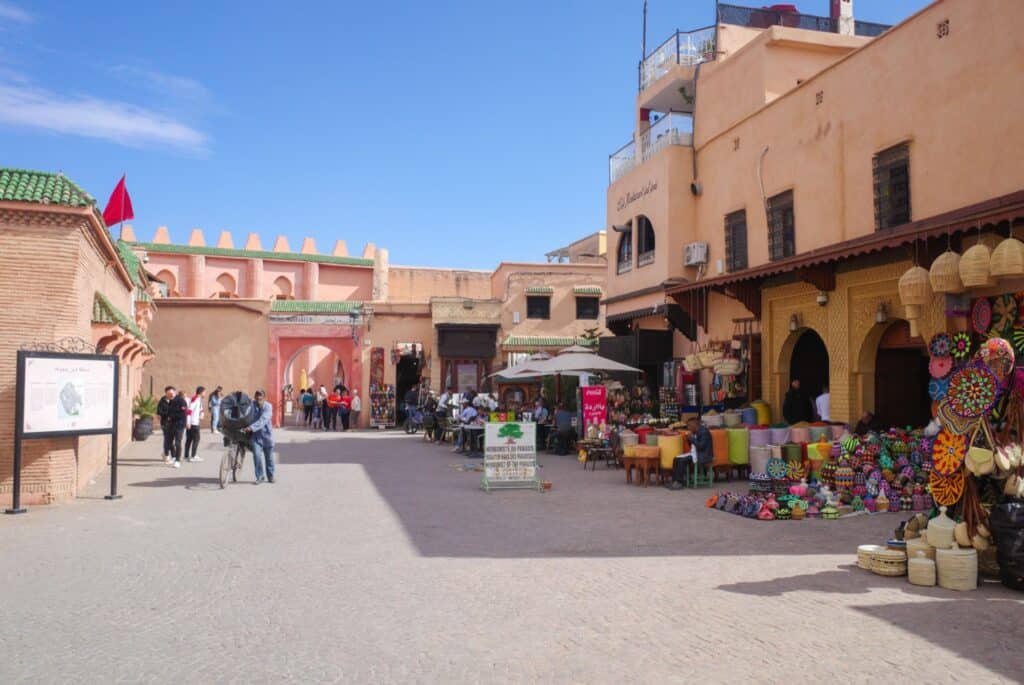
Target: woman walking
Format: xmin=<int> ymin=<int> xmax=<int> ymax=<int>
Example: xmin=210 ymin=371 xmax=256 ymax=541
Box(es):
xmin=208 ymin=386 xmax=223 ymax=434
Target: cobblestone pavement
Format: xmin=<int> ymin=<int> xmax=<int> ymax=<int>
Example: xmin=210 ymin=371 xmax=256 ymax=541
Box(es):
xmin=2 ymin=428 xmax=1022 ymax=684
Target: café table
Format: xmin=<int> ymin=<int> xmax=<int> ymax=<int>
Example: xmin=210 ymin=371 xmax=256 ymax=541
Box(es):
xmin=620 ymin=453 xmax=660 ymax=487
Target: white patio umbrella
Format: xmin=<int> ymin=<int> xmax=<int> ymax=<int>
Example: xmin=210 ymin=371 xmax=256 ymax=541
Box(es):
xmin=518 ymin=351 xmax=641 ymax=375
xmin=558 ymin=344 xmax=595 ymax=355
xmin=489 ymin=351 xmax=553 ymax=380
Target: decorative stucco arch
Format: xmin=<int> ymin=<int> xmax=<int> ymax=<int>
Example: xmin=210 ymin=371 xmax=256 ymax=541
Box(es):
xmin=773 ymin=324 xmax=830 ymax=409
xmin=268 ymin=324 xmax=361 ymax=427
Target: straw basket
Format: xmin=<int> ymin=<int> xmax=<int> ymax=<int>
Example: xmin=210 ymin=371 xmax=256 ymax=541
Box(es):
xmin=857 ymin=544 xmax=884 ymax=570
xmin=898 ymin=266 xmax=933 ymax=306
xmin=959 ymin=243 xmax=993 ymax=288
xmin=871 ymin=548 xmax=908 ymax=577
xmin=904 ymin=304 xmax=923 ymax=337
xmin=936 ymin=543 xmax=978 ymax=591
xmin=906 ymin=536 xmax=935 ymax=561
xmin=908 ymin=551 xmax=937 ymax=587
xmin=929 ymin=250 xmax=964 ymax=294
xmin=990 ymin=236 xmax=1024 ymax=279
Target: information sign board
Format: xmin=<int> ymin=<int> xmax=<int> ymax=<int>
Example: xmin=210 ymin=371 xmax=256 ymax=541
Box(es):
xmin=482 ymin=421 xmax=542 ymax=491
xmin=21 ymin=353 xmax=117 ymax=437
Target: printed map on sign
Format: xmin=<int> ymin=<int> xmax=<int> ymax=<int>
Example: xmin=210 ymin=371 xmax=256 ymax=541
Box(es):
xmin=482 ymin=422 xmax=541 ymax=491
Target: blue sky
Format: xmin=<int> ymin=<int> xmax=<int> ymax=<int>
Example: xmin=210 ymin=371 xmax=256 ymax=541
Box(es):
xmin=0 ymin=0 xmax=930 ymax=268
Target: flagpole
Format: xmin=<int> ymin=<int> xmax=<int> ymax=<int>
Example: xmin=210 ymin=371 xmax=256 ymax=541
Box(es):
xmin=119 ymin=172 xmax=126 ymax=240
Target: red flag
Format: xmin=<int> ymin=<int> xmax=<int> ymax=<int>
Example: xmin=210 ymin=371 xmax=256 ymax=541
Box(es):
xmin=102 ymin=175 xmax=134 ymax=227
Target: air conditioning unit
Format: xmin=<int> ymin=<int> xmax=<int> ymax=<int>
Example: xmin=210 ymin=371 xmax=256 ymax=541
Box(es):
xmin=684 ymin=242 xmax=709 ymax=266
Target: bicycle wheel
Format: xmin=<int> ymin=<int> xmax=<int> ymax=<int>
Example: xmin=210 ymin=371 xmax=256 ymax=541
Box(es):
xmin=219 ymin=446 xmax=232 ymax=488
xmin=232 ymin=444 xmax=244 ymax=483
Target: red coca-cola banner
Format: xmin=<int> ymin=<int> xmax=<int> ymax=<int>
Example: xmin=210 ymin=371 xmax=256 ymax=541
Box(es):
xmin=581 ymin=386 xmax=607 ymax=430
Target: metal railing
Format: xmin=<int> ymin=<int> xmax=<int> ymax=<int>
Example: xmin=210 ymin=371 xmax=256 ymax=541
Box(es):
xmin=716 ymin=3 xmax=890 ymax=38
xmin=609 ymin=113 xmax=693 ymax=185
xmin=639 ymin=26 xmax=717 ymax=92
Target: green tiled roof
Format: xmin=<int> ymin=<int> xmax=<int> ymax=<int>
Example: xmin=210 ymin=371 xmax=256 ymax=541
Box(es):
xmin=132 ymin=242 xmax=374 ymax=268
xmin=525 ymin=286 xmax=554 ymax=294
xmin=92 ymin=292 xmax=151 ymax=350
xmin=270 ymin=300 xmax=362 ymax=314
xmin=0 ymin=168 xmax=93 ymax=208
xmin=573 ymin=286 xmax=603 ymax=295
xmin=502 ymin=335 xmax=598 ymax=348
xmin=115 ymin=240 xmax=145 ymax=287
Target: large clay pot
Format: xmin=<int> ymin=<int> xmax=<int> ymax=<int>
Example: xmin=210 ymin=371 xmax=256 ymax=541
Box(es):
xmin=133 ymin=416 xmax=154 ymax=441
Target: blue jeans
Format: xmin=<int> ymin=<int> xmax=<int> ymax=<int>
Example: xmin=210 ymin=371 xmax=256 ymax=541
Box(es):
xmin=252 ymin=440 xmax=275 ymax=481
xmin=210 ymin=406 xmax=220 ymax=432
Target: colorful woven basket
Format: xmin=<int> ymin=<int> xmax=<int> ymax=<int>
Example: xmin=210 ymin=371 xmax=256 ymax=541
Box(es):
xmin=931 ymin=429 xmax=966 ymax=476
xmin=929 ymin=468 xmax=966 ymax=506
xmin=951 ymin=332 xmax=972 ymax=360
xmin=928 ymin=377 xmax=950 ymax=401
xmin=990 ymin=294 xmax=1017 ymax=338
xmin=928 ymin=356 xmax=953 ymax=379
xmin=972 ymin=298 xmax=992 ymax=334
xmin=929 ymin=333 xmax=952 ymax=357
xmin=946 ymin=364 xmax=1000 ymax=418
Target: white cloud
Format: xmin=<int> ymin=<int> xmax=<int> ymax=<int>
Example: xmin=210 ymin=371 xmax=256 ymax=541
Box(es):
xmin=0 ymin=2 xmax=31 ymax=23
xmin=109 ymin=65 xmax=212 ymax=103
xmin=0 ymin=82 xmax=208 ymax=152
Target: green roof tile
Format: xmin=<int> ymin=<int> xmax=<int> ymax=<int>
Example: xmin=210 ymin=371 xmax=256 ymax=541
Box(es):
xmin=502 ymin=335 xmax=598 ymax=348
xmin=525 ymin=286 xmax=554 ymax=294
xmin=92 ymin=292 xmax=151 ymax=350
xmin=270 ymin=300 xmax=362 ymax=314
xmin=0 ymin=168 xmax=93 ymax=208
xmin=115 ymin=240 xmax=145 ymax=287
xmin=573 ymin=286 xmax=603 ymax=295
xmin=133 ymin=242 xmax=374 ymax=268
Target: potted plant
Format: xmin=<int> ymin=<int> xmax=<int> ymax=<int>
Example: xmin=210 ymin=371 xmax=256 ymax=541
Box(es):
xmin=132 ymin=394 xmax=158 ymax=441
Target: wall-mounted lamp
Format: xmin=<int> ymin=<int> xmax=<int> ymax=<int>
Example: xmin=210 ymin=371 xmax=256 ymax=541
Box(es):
xmin=612 ymin=224 xmax=631 ymax=233
xmin=875 ymin=302 xmax=888 ymax=324
xmin=789 ymin=314 xmax=800 ymax=332
xmin=816 ymin=291 xmax=829 ymax=306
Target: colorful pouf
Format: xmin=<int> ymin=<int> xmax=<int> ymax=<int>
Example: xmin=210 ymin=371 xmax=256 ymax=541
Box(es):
xmin=782 ymin=443 xmax=803 ymax=462
xmin=834 ymin=460 xmax=855 ymax=491
xmin=809 ymin=425 xmax=831 ymax=442
xmin=790 ymin=426 xmax=811 ymax=443
xmin=727 ymin=428 xmax=750 ymax=465
xmin=749 ymin=445 xmax=771 ymax=474
xmin=770 ymin=426 xmax=790 ymax=444
xmin=749 ymin=428 xmax=772 ymax=447
xmin=710 ymin=428 xmax=730 ymax=467
xmin=740 ymin=407 xmax=758 ymax=426
xmin=752 ymin=401 xmax=772 ymax=426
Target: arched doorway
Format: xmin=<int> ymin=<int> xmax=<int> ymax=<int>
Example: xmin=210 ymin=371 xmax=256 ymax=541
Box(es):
xmin=789 ymin=328 xmax=829 ymax=402
xmin=874 ymin=320 xmax=930 ymax=428
xmin=269 ymin=326 xmax=361 ymax=427
xmin=284 ymin=344 xmax=346 ymax=394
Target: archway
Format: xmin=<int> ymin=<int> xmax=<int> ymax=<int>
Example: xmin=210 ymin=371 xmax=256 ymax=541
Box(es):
xmin=215 ymin=273 xmax=237 ymax=298
xmin=779 ymin=327 xmax=829 ymax=422
xmin=873 ymin=320 xmax=930 ymax=428
xmin=269 ymin=326 xmax=361 ymax=427
xmin=273 ymin=276 xmax=293 ymax=300
xmin=156 ymin=269 xmax=178 ymax=297
xmin=284 ymin=344 xmax=346 ymax=395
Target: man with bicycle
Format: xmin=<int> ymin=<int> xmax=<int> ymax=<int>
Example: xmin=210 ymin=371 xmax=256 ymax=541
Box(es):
xmin=244 ymin=390 xmax=276 ymax=483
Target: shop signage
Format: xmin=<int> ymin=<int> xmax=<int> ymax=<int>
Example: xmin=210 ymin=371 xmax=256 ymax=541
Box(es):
xmin=269 ymin=314 xmax=354 ymax=325
xmin=616 ymin=180 xmax=658 ymax=212
xmin=581 ymin=386 xmax=608 ymax=430
xmin=482 ymin=422 xmax=541 ymax=492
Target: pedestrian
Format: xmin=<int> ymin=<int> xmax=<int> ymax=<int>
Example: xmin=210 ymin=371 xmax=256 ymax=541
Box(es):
xmin=318 ymin=384 xmax=330 ymax=430
xmin=208 ymin=386 xmax=223 ymax=434
xmin=156 ymin=385 xmax=187 ymax=468
xmin=312 ymin=400 xmax=323 ymax=430
xmin=301 ymin=387 xmax=315 ymax=427
xmin=339 ymin=386 xmax=353 ymax=431
xmin=244 ymin=389 xmax=276 ymax=483
xmin=552 ymin=403 xmax=577 ymax=456
xmin=782 ymin=379 xmax=812 ymax=424
xmin=184 ymin=386 xmax=206 ymax=462
xmin=434 ymin=385 xmax=454 ymax=442
xmin=326 ymin=385 xmax=342 ymax=430
xmin=350 ymin=388 xmax=362 ymax=430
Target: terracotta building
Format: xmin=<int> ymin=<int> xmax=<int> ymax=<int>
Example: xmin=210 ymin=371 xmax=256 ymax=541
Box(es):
xmin=139 ymin=227 xmax=606 ymax=426
xmin=0 ymin=169 xmax=154 ymax=507
xmin=603 ymin=0 xmax=1024 ymax=425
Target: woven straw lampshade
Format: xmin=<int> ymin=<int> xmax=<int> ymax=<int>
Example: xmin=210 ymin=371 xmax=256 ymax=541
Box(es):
xmin=929 ymin=251 xmax=964 ymax=294
xmin=959 ymin=243 xmax=993 ymax=288
xmin=898 ymin=266 xmax=933 ymax=306
xmin=989 ymin=236 xmax=1024 ymax=280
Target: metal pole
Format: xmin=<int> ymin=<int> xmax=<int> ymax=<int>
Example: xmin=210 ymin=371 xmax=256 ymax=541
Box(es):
xmin=6 ymin=351 xmax=27 ymax=514
xmin=105 ymin=356 xmax=122 ymax=500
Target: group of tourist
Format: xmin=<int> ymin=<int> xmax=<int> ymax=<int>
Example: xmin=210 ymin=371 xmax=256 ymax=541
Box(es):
xmin=156 ymin=384 xmax=224 ymax=468
xmin=296 ymin=385 xmax=362 ymax=431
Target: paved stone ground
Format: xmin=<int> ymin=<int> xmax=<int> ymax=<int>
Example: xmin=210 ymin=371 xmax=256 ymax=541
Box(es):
xmin=1 ymin=428 xmax=1022 ymax=684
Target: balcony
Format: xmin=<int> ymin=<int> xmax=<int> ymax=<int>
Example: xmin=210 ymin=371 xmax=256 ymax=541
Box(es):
xmin=608 ymin=112 xmax=693 ymax=185
xmin=639 ymin=26 xmax=717 ymax=92
xmin=716 ymin=3 xmax=890 ymax=38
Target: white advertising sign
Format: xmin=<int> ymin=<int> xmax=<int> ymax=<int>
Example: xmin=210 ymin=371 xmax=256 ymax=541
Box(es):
xmin=22 ymin=355 xmax=116 ymax=436
xmin=482 ymin=422 xmax=541 ymax=491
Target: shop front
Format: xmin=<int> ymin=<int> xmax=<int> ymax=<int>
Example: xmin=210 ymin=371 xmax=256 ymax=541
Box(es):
xmin=436 ymin=324 xmax=498 ymax=394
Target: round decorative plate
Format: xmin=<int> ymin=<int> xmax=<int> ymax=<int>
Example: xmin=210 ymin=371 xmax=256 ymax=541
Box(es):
xmin=951 ymin=332 xmax=972 ymax=360
xmin=946 ymin=364 xmax=1000 ymax=418
xmin=929 ymin=333 xmax=952 ymax=358
xmin=929 ymin=356 xmax=953 ymax=379
xmin=929 ymin=468 xmax=966 ymax=506
xmin=928 ymin=377 xmax=950 ymax=401
xmin=931 ymin=429 xmax=966 ymax=476
xmin=990 ymin=294 xmax=1018 ymax=338
xmin=766 ymin=457 xmax=787 ymax=480
xmin=972 ymin=298 xmax=992 ymax=334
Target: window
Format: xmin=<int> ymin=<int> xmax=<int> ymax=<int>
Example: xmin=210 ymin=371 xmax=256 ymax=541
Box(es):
xmin=155 ymin=270 xmax=176 ymax=297
xmin=637 ymin=215 xmax=656 ymax=266
xmin=576 ymin=296 xmax=600 ymax=320
xmin=214 ymin=273 xmax=237 ymax=299
xmin=616 ymin=228 xmax=632 ymax=274
xmin=273 ymin=276 xmax=294 ymax=300
xmin=526 ymin=296 xmax=551 ymax=319
xmin=767 ymin=190 xmax=795 ymax=261
xmin=874 ymin=143 xmax=911 ymax=230
xmin=724 ymin=209 xmax=748 ymax=272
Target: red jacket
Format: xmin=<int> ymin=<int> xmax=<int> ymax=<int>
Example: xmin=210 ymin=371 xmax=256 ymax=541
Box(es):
xmin=340 ymin=394 xmax=352 ymax=411
xmin=327 ymin=393 xmax=342 ymax=408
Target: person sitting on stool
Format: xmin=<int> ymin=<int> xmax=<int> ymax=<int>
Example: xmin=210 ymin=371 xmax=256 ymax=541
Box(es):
xmin=668 ymin=416 xmax=713 ymax=490
xmin=552 ymin=403 xmax=576 ymax=456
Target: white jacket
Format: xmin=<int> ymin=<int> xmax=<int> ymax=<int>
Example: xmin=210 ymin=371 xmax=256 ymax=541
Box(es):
xmin=186 ymin=395 xmax=205 ymax=427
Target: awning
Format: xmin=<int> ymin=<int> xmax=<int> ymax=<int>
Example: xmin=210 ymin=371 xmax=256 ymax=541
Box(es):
xmin=502 ymin=335 xmax=596 ymax=348
xmin=524 ymin=286 xmax=554 ymax=294
xmin=605 ymin=303 xmax=697 ymax=340
xmin=573 ymin=285 xmax=603 ymax=295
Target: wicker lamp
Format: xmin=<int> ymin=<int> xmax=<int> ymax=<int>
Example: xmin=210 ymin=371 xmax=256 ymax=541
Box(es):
xmin=898 ymin=265 xmax=932 ymax=337
xmin=959 ymin=242 xmax=994 ymax=288
xmin=929 ymin=250 xmax=964 ymax=294
xmin=989 ymin=234 xmax=1024 ymax=280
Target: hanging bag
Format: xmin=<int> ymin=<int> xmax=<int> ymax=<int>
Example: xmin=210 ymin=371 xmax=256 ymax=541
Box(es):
xmin=966 ymin=419 xmax=996 ymax=477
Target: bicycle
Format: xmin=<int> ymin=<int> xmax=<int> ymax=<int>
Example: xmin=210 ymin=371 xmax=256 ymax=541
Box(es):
xmin=219 ymin=441 xmax=246 ymax=488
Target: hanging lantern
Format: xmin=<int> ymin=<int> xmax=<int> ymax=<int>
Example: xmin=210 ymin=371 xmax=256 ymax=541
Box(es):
xmin=929 ymin=251 xmax=964 ymax=294
xmin=989 ymin=235 xmax=1024 ymax=280
xmin=899 ymin=266 xmax=932 ymax=338
xmin=959 ymin=242 xmax=993 ymax=288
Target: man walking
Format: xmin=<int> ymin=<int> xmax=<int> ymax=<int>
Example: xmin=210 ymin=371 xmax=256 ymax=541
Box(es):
xmin=301 ymin=387 xmax=315 ymax=427
xmin=184 ymin=386 xmax=206 ymax=462
xmin=350 ymin=389 xmax=362 ymax=430
xmin=339 ymin=386 xmax=353 ymax=431
xmin=245 ymin=389 xmax=275 ymax=483
xmin=156 ymin=386 xmax=187 ymax=468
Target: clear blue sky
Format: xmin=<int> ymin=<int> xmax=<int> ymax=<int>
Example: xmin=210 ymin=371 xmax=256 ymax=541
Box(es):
xmin=0 ymin=0 xmax=929 ymax=268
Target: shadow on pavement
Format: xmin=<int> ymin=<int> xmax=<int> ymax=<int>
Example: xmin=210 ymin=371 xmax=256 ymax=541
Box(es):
xmin=130 ymin=476 xmax=223 ymax=491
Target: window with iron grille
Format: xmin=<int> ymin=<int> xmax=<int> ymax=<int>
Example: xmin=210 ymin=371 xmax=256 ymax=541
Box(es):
xmin=526 ymin=296 xmax=551 ymax=319
xmin=637 ymin=215 xmax=656 ymax=266
xmin=616 ymin=229 xmax=632 ymax=274
xmin=873 ymin=144 xmax=910 ymax=230
xmin=575 ymin=296 xmax=600 ymax=320
xmin=767 ymin=190 xmax=795 ymax=261
xmin=724 ymin=209 xmax=748 ymax=272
